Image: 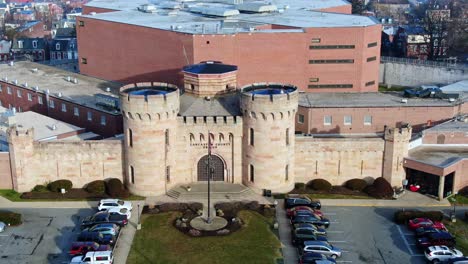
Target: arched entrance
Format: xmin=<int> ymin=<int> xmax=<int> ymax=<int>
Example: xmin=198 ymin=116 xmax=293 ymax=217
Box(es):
xmin=197 ymin=155 xmax=224 ymax=181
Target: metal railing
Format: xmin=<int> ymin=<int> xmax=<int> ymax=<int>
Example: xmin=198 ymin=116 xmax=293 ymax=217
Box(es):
xmin=381 ymin=56 xmax=468 ymax=70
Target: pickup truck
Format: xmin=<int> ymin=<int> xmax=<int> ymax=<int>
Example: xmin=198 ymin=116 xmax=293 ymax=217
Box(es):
xmin=81 ymin=212 xmax=128 ymax=229
xmin=70 ymin=251 xmax=113 ymax=264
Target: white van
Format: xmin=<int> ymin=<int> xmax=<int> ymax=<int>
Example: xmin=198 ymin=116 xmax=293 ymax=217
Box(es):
xmin=70 ymin=251 xmax=113 ymax=264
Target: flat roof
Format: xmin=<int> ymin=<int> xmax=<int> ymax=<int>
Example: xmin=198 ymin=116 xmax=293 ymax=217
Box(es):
xmin=0 ymin=61 xmax=122 ymax=114
xmin=424 ymin=119 xmax=468 ymax=133
xmin=179 ymin=92 xmax=241 ymax=116
xmin=82 ymin=0 xmax=377 ymax=34
xmin=298 ymin=92 xmax=465 ymax=108
xmin=440 ymin=80 xmax=468 ymax=92
xmin=407 ymin=146 xmax=468 ymax=168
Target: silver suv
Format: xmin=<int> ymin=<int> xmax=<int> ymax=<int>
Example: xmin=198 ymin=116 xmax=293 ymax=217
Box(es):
xmin=302 ymin=241 xmax=342 ymax=259
xmin=424 ymin=246 xmax=463 ymax=263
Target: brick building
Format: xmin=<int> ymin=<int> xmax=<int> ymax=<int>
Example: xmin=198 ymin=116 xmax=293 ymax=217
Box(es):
xmin=11 ymin=38 xmax=48 ymax=61
xmin=0 ymin=39 xmax=11 ymax=61
xmin=76 ymin=0 xmax=381 ymax=93
xmin=16 ymin=20 xmax=51 ymax=38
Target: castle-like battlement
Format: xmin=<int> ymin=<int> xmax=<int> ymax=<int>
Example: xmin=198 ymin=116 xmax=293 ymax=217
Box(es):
xmin=179 ymin=116 xmax=240 ymax=126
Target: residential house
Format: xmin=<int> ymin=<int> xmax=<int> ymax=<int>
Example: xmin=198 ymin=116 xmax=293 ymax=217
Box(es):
xmin=66 ymin=8 xmax=81 ymax=20
xmin=53 ymin=27 xmax=76 ymax=39
xmin=16 ymin=21 xmax=50 ymax=38
xmin=393 ymin=26 xmax=430 ymax=60
xmin=373 ymin=0 xmax=411 ymax=23
xmin=13 ymin=10 xmax=35 ymax=21
xmin=0 ymin=39 xmax=11 ymax=61
xmin=49 ymin=38 xmax=77 ymax=63
xmin=11 ymin=38 xmax=48 ymax=61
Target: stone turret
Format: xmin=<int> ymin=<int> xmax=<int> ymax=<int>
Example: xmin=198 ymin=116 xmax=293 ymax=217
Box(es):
xmin=7 ymin=127 xmax=35 ymax=191
xmin=240 ymin=83 xmax=299 ymax=193
xmin=120 ymin=82 xmax=179 ymax=196
xmin=182 ymin=62 xmax=238 ymax=96
xmin=383 ymin=124 xmax=412 ymax=187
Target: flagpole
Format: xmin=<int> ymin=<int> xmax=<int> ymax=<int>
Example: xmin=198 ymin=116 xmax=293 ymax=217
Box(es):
xmin=207 ymin=131 xmax=212 ymax=224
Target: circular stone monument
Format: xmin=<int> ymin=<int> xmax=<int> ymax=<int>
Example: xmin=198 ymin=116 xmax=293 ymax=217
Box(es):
xmin=190 ymin=216 xmax=228 ymax=231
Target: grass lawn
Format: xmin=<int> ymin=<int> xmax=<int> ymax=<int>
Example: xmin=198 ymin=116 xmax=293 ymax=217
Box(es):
xmin=0 ymin=189 xmax=144 ymax=202
xmin=449 ymin=194 xmax=468 ymax=205
xmin=127 ymin=211 xmax=282 ymax=264
xmin=305 ymin=193 xmax=373 ymax=199
xmin=444 ymin=219 xmax=468 ymax=255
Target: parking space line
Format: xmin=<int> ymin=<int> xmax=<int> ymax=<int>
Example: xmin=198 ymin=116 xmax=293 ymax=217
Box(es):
xmin=324 ymin=213 xmax=337 ymax=215
xmin=408 ymin=243 xmax=416 ymax=246
xmin=336 ymin=261 xmax=353 ymax=263
xmin=397 ymin=225 xmax=415 ymax=255
xmin=342 ymin=250 xmax=350 ymax=253
xmin=328 ymin=241 xmax=347 ymax=243
xmin=327 ymin=231 xmax=344 ymax=233
xmin=0 ymin=234 xmax=9 ymax=237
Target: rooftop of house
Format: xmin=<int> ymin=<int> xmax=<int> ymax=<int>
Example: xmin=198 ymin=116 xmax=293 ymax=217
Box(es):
xmin=0 ymin=61 xmax=121 ymax=114
xmin=82 ymin=0 xmax=378 ymax=34
xmin=0 ymin=107 xmax=85 ymax=141
xmin=55 ymin=27 xmax=77 ymax=38
xmin=298 ymin=92 xmax=466 ymax=108
xmin=16 ymin=20 xmax=41 ymax=32
xmin=407 ymin=146 xmax=468 ymax=168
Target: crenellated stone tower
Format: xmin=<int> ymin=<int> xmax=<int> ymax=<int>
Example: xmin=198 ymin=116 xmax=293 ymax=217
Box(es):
xmin=383 ymin=125 xmax=412 ymax=187
xmin=7 ymin=127 xmax=35 ymax=191
xmin=120 ymin=82 xmax=180 ymax=196
xmin=240 ymin=83 xmax=299 ymax=193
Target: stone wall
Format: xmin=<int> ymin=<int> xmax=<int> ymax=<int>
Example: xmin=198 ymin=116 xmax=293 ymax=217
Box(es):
xmin=379 ymin=62 xmax=468 ymax=87
xmin=8 ymin=127 xmax=123 ymax=192
xmin=294 ymin=136 xmax=385 ymax=185
xmin=0 ymin=152 xmax=12 ymax=189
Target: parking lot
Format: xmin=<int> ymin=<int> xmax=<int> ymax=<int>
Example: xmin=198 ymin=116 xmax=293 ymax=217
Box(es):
xmin=0 ymin=207 xmax=95 ymax=264
xmin=280 ymin=205 xmax=442 ymax=264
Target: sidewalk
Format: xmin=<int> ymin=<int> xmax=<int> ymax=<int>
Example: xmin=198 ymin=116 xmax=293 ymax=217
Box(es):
xmin=0 ymin=195 xmax=98 ymax=208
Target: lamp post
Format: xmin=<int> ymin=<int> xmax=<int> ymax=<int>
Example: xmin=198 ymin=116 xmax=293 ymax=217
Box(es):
xmin=449 ymin=192 xmax=458 ymax=223
xmin=137 ymin=203 xmax=142 ymax=230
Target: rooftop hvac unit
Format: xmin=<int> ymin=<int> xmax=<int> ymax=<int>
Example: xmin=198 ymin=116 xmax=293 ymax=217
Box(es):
xmin=9 ymin=61 xmax=14 ymax=66
xmin=13 ymin=80 xmax=18 ymax=85
xmin=106 ymin=87 xmax=111 ymax=92
xmin=32 ymin=68 xmax=38 ymax=73
xmin=401 ymin=98 xmax=408 ymax=103
xmin=73 ymin=78 xmax=78 ymax=84
xmin=67 ymin=76 xmax=71 ymax=82
xmin=449 ymin=98 xmax=455 ymax=102
xmin=24 ymin=82 xmax=28 ymax=88
xmin=3 ymin=77 xmax=7 ymax=82
xmin=58 ymin=92 xmax=62 ymax=97
xmin=34 ymin=86 xmax=39 ymax=91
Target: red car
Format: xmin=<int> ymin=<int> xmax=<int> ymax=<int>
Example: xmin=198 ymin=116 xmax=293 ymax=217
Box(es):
xmin=408 ymin=218 xmax=446 ymax=231
xmin=69 ymin=241 xmax=110 ymax=256
xmin=286 ymin=206 xmax=323 ymax=218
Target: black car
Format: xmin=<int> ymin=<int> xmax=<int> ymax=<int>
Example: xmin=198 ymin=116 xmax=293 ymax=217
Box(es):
xmin=415 ymin=226 xmax=441 ymax=238
xmin=291 ymin=215 xmax=330 ymax=228
xmin=299 ymin=252 xmax=336 ymax=264
xmin=293 ymin=223 xmax=327 ymax=236
xmin=285 ymin=196 xmax=321 ymax=210
xmin=77 ymin=231 xmax=115 ymax=245
xmin=417 ymin=231 xmax=455 ymax=248
xmin=292 ymin=228 xmax=328 ymax=246
xmin=81 ymin=212 xmax=128 ymax=229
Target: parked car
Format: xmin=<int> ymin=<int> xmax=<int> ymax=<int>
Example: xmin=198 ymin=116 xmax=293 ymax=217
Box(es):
xmin=292 ymin=228 xmax=328 ymax=246
xmin=417 ymin=231 xmax=456 ymax=248
xmin=291 ymin=209 xmax=324 ymax=220
xmin=301 ymin=241 xmax=342 ymax=259
xmin=81 ymin=212 xmax=128 ymax=229
xmin=68 ymin=242 xmax=110 ymax=256
xmin=449 ymin=257 xmax=468 ymax=264
xmin=83 ymin=223 xmax=120 ymax=236
xmin=293 ymin=223 xmax=327 ymax=236
xmin=287 ymin=206 xmax=323 ymax=218
xmin=70 ymin=251 xmax=113 ymax=264
xmin=0 ymin=222 xmax=5 ymax=233
xmin=408 ymin=218 xmax=446 ymax=230
xmin=415 ymin=227 xmax=442 ymax=238
xmin=77 ymin=231 xmax=115 ymax=246
xmin=424 ymin=246 xmax=463 ymax=263
xmin=291 ymin=215 xmax=330 ymax=228
xmin=107 ymin=207 xmax=132 ymax=220
xmin=299 ymin=252 xmax=336 ymax=264
xmin=98 ymin=199 xmax=133 ymax=211
xmin=285 ymin=196 xmax=321 ymax=210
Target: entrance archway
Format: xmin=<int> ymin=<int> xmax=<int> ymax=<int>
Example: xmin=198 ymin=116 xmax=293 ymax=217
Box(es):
xmin=197 ymin=155 xmax=224 ymax=181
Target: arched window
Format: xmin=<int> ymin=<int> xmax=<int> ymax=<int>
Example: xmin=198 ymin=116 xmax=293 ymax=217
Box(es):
xmin=189 ymin=133 xmax=195 ymax=143
xmin=285 ymin=165 xmax=289 ymax=181
xmin=249 ymin=128 xmax=254 ymax=146
xmin=286 ymin=128 xmax=290 ymax=146
xmin=250 ymin=164 xmax=254 ymax=182
xmin=200 ymin=133 xmax=205 ymax=141
xmin=219 ymin=133 xmax=224 ymax=142
xmin=128 ymin=129 xmax=133 ymax=147
xmin=130 ymin=166 xmax=135 ymax=184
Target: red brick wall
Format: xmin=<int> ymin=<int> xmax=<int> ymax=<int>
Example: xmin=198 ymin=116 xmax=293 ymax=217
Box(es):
xmin=423 ymin=131 xmax=468 ymax=144
xmin=17 ymin=21 xmax=51 ymax=38
xmin=454 ymin=160 xmax=468 ymax=191
xmin=0 ymin=81 xmax=122 ymax=137
xmin=77 ymin=18 xmax=381 ymax=92
xmin=296 ymin=105 xmax=459 ymax=134
xmin=316 ymin=5 xmax=352 ymax=14
xmin=0 ymin=152 xmax=12 ymax=189
xmin=77 ymin=18 xmax=194 ymax=86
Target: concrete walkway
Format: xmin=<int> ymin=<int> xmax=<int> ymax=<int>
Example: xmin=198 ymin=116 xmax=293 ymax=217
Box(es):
xmin=276 ymin=200 xmax=298 ymax=264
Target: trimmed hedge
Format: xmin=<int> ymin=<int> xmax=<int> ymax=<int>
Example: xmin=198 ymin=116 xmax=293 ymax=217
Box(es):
xmin=0 ymin=211 xmax=22 ymax=226
xmin=364 ymin=177 xmax=393 ymax=199
xmin=32 ymin=185 xmax=48 ymax=193
xmin=106 ymin=178 xmax=129 ymax=198
xmin=345 ymin=179 xmax=368 ymax=191
xmin=294 ymin=183 xmax=306 ymax=190
xmin=86 ymin=180 xmax=106 ymax=194
xmin=394 ymin=210 xmax=444 ymax=224
xmin=48 ymin=180 xmax=73 ymax=193
xmin=307 ymin=179 xmax=332 ymax=191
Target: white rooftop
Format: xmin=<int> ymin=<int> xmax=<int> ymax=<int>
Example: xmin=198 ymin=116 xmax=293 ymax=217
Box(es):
xmin=82 ymin=0 xmax=378 ymax=34
xmin=440 ymin=80 xmax=468 ymax=92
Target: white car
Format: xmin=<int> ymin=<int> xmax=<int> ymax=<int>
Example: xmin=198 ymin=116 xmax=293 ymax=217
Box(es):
xmin=424 ymin=246 xmax=463 ymax=263
xmin=70 ymin=251 xmax=113 ymax=264
xmin=106 ymin=207 xmax=132 ymax=219
xmin=0 ymin=222 xmax=5 ymax=232
xmin=98 ymin=199 xmax=132 ymax=211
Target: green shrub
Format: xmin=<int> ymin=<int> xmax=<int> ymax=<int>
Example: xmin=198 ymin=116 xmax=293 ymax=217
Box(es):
xmin=0 ymin=211 xmax=22 ymax=226
xmin=345 ymin=179 xmax=368 ymax=191
xmin=394 ymin=210 xmax=444 ymax=224
xmin=106 ymin=178 xmax=124 ymax=197
xmin=307 ymin=179 xmax=332 ymax=192
xmin=48 ymin=180 xmax=73 ymax=193
xmin=294 ymin=183 xmax=306 ymax=190
xmin=86 ymin=180 xmax=106 ymax=194
xmin=364 ymin=177 xmax=393 ymax=199
xmin=31 ymin=185 xmax=48 ymax=193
